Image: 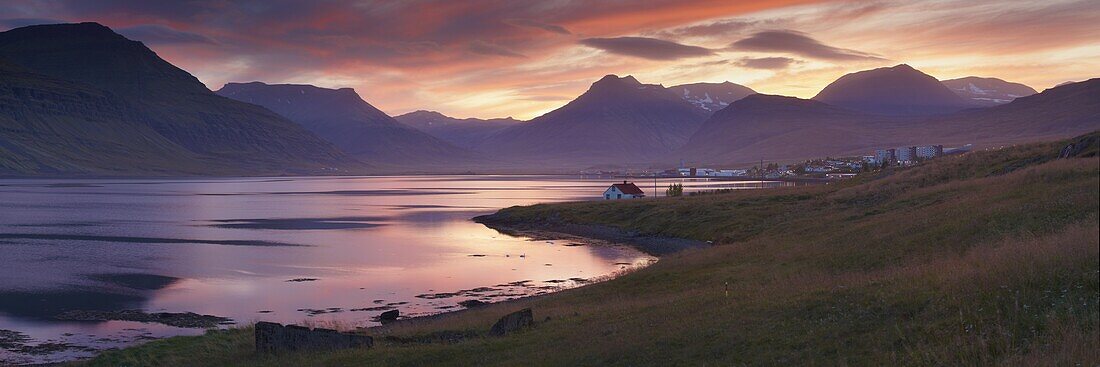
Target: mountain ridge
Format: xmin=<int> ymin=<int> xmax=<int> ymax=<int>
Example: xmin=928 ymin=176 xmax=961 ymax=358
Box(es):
xmin=0 ymin=22 xmax=365 ymax=175
xmin=814 ymin=64 xmax=973 ymax=116
xmin=394 ymin=110 xmax=521 ymax=149
xmin=217 ymin=82 xmax=473 ymax=166
xmin=474 ymin=74 xmax=709 ymax=166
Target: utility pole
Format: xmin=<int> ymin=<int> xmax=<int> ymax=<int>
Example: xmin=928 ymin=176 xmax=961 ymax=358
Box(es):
xmin=654 ymin=175 xmax=657 ymax=198
xmin=759 ymin=158 xmax=764 ymax=189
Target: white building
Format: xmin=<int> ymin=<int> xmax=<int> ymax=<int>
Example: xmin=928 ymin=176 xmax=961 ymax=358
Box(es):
xmin=915 ymin=145 xmax=944 ymax=158
xmin=603 ymin=181 xmax=646 ymax=200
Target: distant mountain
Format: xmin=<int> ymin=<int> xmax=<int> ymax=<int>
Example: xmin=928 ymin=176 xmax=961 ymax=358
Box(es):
xmin=666 ymin=82 xmax=756 ymax=113
xmin=217 ymin=83 xmax=471 ymax=166
xmin=0 ymin=22 xmax=362 ymax=175
xmin=678 ymin=95 xmax=899 ymax=164
xmin=941 ymin=77 xmax=1037 ymax=106
xmin=927 ymin=78 xmax=1099 ymax=143
xmin=395 ymin=110 xmax=521 ymax=149
xmin=814 ymin=64 xmax=973 ymax=115
xmin=680 ymin=78 xmax=1100 ymax=165
xmin=475 ymin=75 xmax=708 ymax=166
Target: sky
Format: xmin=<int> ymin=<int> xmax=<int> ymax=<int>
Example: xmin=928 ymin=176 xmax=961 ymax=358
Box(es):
xmin=2 ymin=0 xmax=1098 ymax=120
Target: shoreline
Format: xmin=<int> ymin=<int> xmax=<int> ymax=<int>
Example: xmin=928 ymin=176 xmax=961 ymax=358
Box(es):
xmin=0 ymin=212 xmax=695 ymax=365
xmin=472 ymin=213 xmax=709 ymax=257
xmin=362 ymin=216 xmax=704 ymax=335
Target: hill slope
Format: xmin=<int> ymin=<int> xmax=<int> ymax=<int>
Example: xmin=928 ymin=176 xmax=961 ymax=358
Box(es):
xmin=0 ymin=22 xmax=361 ymax=175
xmin=87 ymin=132 xmax=1099 ymax=366
xmin=814 ymin=64 xmax=973 ymax=115
xmin=394 ymin=110 xmax=521 ymax=149
xmin=476 ymin=75 xmax=708 ymax=166
xmin=678 ymin=94 xmax=900 ymax=164
xmin=0 ymin=60 xmax=214 ymax=175
xmin=941 ymin=76 xmax=1037 ymax=106
xmin=217 ymin=82 xmax=472 ymax=166
xmin=926 ymin=78 xmax=1100 ymax=145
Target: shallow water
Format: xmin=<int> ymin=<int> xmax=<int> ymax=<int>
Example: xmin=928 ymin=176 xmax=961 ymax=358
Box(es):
xmin=0 ymin=175 xmax=792 ymax=364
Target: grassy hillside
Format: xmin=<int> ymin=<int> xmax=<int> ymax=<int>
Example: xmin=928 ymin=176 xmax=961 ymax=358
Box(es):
xmin=84 ymin=133 xmax=1098 ymax=366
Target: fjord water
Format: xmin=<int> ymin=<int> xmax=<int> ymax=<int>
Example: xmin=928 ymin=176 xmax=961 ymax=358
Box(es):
xmin=0 ymin=175 xmax=791 ymax=363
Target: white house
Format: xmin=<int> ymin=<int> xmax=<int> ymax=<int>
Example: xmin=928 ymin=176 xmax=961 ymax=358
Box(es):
xmin=603 ymin=181 xmax=646 ymax=200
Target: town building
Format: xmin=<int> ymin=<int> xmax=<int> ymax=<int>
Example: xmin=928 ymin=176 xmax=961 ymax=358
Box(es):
xmin=874 ymin=148 xmax=896 ymax=164
xmin=896 ymin=146 xmax=918 ymax=163
xmin=604 ymin=181 xmax=646 ymax=200
xmin=915 ymin=145 xmax=944 ymax=158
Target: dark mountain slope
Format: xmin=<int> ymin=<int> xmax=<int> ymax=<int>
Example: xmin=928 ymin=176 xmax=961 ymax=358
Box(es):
xmin=814 ymin=64 xmax=973 ymax=115
xmin=395 ymin=110 xmax=521 ymax=149
xmin=476 ymin=75 xmax=708 ymax=165
xmin=0 ymin=22 xmax=361 ymax=174
xmin=0 ymin=60 xmax=217 ymax=175
xmin=679 ymin=95 xmax=902 ymax=164
xmin=680 ymin=78 xmax=1100 ymax=166
xmin=217 ymin=82 xmax=472 ymax=165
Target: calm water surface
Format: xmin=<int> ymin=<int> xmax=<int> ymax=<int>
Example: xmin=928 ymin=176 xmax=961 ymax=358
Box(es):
xmin=0 ymin=175 xmax=791 ymax=364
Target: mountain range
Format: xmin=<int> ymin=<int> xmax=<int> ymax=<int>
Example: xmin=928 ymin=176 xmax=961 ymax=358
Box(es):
xmin=394 ymin=110 xmax=521 ymax=149
xmin=0 ymin=22 xmax=362 ymax=175
xmin=681 ymin=78 xmax=1099 ymax=165
xmin=216 ymin=82 xmax=472 ymax=167
xmin=472 ymin=75 xmax=709 ymax=166
xmin=1 ymin=22 xmax=1096 ymax=175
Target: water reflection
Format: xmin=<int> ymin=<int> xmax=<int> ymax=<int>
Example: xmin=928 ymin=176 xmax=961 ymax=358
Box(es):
xmin=0 ymin=175 xmax=793 ymax=364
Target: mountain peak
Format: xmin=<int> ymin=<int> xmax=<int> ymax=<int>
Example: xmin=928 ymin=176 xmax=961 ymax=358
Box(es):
xmin=813 ymin=64 xmax=971 ymax=115
xmin=2 ymin=22 xmax=125 ymax=42
xmin=0 ymin=21 xmax=208 ymax=97
xmin=404 ymin=110 xmax=449 ymax=119
xmin=215 ymin=81 xmax=470 ymax=163
xmin=593 ymin=74 xmax=642 ymax=87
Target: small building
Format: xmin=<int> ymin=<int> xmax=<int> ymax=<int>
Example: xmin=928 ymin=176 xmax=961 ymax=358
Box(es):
xmin=604 ymin=181 xmax=646 ymax=200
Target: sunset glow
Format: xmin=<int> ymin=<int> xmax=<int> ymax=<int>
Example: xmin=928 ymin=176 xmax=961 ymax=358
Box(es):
xmin=2 ymin=0 xmax=1096 ymax=119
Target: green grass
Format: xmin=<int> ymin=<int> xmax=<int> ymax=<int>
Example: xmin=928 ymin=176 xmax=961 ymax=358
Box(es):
xmin=82 ymin=133 xmax=1100 ymax=366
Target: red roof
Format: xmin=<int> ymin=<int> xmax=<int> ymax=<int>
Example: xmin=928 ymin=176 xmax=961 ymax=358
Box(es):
xmin=610 ymin=182 xmax=645 ymax=195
